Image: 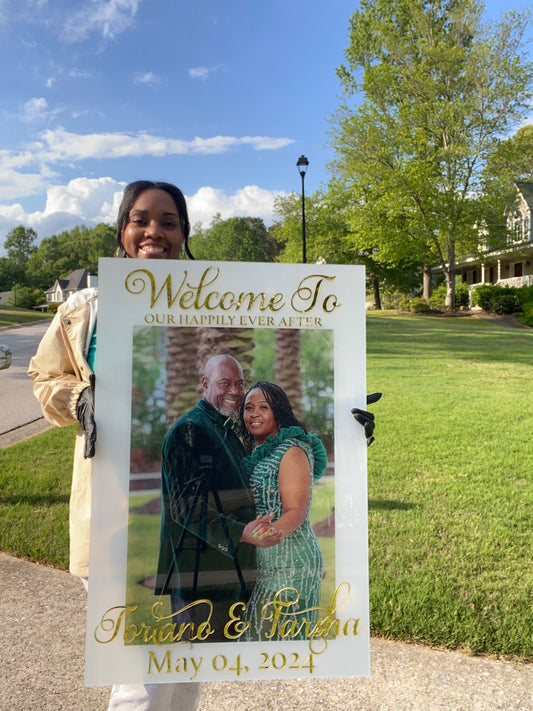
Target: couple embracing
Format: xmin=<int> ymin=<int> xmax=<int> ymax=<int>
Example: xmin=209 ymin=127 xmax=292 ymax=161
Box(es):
xmin=154 ymin=354 xmax=327 ymax=643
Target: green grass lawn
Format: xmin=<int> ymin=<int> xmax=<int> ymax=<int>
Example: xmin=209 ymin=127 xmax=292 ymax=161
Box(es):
xmin=365 ymin=312 xmax=532 ymax=659
xmin=0 ymin=425 xmax=73 ymax=567
xmin=1 ymin=311 xmax=531 ymax=659
xmin=0 ymin=304 xmax=52 ymax=327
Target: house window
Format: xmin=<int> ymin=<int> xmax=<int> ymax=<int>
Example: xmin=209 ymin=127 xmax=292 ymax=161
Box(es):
xmin=488 ymin=266 xmax=495 ymax=283
xmin=514 ymin=262 xmax=523 ymax=277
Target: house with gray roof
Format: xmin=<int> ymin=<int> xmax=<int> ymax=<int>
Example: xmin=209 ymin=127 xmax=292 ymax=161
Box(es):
xmin=44 ymin=268 xmax=98 ymax=305
xmin=453 ymin=181 xmax=533 ymax=290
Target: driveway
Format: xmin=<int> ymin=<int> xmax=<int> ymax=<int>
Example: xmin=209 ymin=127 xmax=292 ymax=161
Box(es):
xmin=0 ymin=321 xmax=53 ymax=446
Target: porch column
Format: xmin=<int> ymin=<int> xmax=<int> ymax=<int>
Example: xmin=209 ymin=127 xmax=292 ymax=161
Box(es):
xmin=497 ymin=260 xmax=502 ymax=281
xmin=481 ymin=263 xmax=486 ymax=284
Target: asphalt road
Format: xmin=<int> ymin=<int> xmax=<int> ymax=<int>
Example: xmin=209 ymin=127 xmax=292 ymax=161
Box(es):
xmin=0 ymin=321 xmax=52 ymax=444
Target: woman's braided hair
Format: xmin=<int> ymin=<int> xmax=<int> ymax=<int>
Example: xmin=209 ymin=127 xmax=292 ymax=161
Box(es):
xmin=240 ymin=380 xmax=305 ymax=452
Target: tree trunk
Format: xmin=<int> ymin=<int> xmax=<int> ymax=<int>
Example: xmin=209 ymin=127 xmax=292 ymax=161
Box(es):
xmin=165 ymin=327 xmax=199 ymax=426
xmin=444 ymin=239 xmax=456 ymax=310
xmin=423 ymin=263 xmax=432 ymax=300
xmin=274 ymin=329 xmax=304 ymax=421
xmin=371 ymin=273 xmax=382 ymax=310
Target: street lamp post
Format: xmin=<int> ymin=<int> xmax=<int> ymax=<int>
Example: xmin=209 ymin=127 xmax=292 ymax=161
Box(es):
xmin=296 ymin=155 xmax=309 ymax=264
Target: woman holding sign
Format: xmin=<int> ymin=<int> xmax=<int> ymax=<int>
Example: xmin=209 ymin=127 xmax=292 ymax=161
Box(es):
xmin=28 ymin=181 xmax=199 ymax=711
xmin=240 ymin=381 xmax=328 ymax=641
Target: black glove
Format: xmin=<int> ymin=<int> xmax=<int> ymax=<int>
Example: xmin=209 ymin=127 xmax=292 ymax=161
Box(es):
xmin=351 ymin=392 xmax=382 ymax=447
xmin=76 ymin=373 xmax=97 ymax=459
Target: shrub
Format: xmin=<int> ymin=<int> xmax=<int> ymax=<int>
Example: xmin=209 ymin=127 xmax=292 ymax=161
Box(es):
xmin=492 ymin=292 xmax=520 ymax=315
xmin=410 ymin=296 xmax=431 ymax=312
xmin=519 ymin=301 xmax=533 ymax=327
xmin=471 ymin=284 xmax=496 ymax=310
xmin=429 ymin=283 xmax=446 ymax=308
xmin=398 ymin=296 xmax=411 ymax=311
xmin=455 ymin=282 xmax=470 ymax=308
xmin=427 ymin=296 xmax=442 ymax=310
xmin=428 ymin=281 xmax=469 ymax=309
xmin=46 ymin=302 xmax=60 ymax=313
xmin=380 ymin=290 xmax=406 ymax=310
xmin=516 ymin=285 xmax=533 ymax=308
xmin=472 ymin=284 xmax=520 ymax=314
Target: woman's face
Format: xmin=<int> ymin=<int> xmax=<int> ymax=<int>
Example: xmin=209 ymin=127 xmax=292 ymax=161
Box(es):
xmin=243 ymin=388 xmax=279 ymax=444
xmin=121 ymin=189 xmax=184 ymax=260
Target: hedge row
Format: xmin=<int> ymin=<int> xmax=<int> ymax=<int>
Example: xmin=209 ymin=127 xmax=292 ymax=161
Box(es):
xmin=471 ymin=283 xmax=533 ymax=326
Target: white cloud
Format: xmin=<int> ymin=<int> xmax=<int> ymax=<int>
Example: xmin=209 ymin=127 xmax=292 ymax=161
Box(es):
xmin=21 ymin=97 xmax=50 ymax=123
xmin=134 ymin=71 xmax=162 ymax=86
xmin=62 ymin=0 xmax=140 ymax=42
xmin=41 ymin=177 xmax=124 ymax=222
xmin=0 ymin=177 xmax=125 ymax=254
xmin=188 ymin=185 xmax=286 ymax=229
xmin=20 ymin=97 xmax=65 ymax=124
xmin=188 ymin=65 xmax=221 ymax=81
xmin=68 ymin=69 xmax=93 ymax=80
xmin=71 ymin=110 xmax=90 ymax=119
xmin=29 ymin=127 xmax=293 ymax=162
xmin=0 ymin=178 xmax=285 ymax=254
xmin=0 ymin=128 xmax=293 ymax=202
xmin=0 ymin=166 xmax=46 ymax=200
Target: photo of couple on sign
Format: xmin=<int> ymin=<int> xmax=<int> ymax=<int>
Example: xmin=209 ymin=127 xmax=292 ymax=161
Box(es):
xmin=125 ymin=325 xmax=337 ymax=645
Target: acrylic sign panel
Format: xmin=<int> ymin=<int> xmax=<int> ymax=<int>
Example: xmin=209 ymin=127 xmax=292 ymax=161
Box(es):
xmin=85 ymin=258 xmax=369 ymax=685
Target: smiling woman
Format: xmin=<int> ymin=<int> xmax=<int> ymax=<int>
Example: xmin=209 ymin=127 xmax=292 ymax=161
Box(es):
xmin=239 ymin=381 xmax=328 ymax=641
xmin=27 ymin=179 xmax=201 ymax=711
xmin=116 ymin=180 xmax=193 ymax=260
xmin=121 ymin=190 xmax=184 ymax=259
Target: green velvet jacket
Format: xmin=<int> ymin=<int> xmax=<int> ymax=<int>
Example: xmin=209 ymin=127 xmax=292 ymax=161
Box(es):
xmin=155 ymin=399 xmax=256 ymax=606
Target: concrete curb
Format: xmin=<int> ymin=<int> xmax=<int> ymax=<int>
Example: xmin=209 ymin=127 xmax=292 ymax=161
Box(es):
xmin=0 ymin=319 xmax=52 ymax=332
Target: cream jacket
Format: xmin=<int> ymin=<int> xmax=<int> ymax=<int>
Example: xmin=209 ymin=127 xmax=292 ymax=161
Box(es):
xmin=28 ymin=288 xmax=98 ymax=577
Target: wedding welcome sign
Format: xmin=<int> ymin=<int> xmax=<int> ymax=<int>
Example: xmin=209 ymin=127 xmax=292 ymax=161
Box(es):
xmin=85 ymin=258 xmax=370 ymax=684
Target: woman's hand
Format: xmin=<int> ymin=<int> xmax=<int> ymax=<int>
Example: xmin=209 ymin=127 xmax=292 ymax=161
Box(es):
xmin=241 ymin=514 xmax=283 ymax=548
xmin=76 ymin=374 xmax=97 ymax=458
xmin=351 ymin=392 xmax=382 ymax=446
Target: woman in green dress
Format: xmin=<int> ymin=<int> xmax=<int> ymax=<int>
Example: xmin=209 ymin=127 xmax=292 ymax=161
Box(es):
xmin=239 ymin=381 xmax=328 ymax=641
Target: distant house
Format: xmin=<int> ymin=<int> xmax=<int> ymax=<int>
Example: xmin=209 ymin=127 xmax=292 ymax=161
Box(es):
xmin=452 ymin=181 xmax=533 ymax=291
xmin=44 ymin=268 xmax=98 ymax=305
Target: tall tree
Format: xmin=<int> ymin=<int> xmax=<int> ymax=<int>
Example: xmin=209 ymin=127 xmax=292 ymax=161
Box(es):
xmin=0 ymin=258 xmax=25 ymax=291
xmin=190 ymin=216 xmax=279 ymax=262
xmin=6 ymin=285 xmax=44 ymax=309
xmin=4 ymin=226 xmax=37 ymax=272
xmin=481 ymin=124 xmax=533 ymax=243
xmin=272 ymin=188 xmax=355 ymax=265
xmin=331 ymin=0 xmax=533 ymax=308
xmin=26 ymin=223 xmax=116 ymax=289
xmin=272 ymin=186 xmax=420 ymax=308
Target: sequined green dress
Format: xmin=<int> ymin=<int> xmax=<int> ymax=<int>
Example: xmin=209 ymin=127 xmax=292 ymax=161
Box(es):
xmin=242 ymin=426 xmax=328 ymax=641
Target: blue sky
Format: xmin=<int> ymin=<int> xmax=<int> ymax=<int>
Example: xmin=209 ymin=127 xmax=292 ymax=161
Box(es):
xmin=0 ymin=0 xmax=529 ymax=255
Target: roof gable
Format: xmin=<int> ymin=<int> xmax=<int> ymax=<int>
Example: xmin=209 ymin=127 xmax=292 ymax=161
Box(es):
xmin=515 ymin=181 xmax=533 ymax=210
xmin=63 ymin=268 xmax=90 ymax=290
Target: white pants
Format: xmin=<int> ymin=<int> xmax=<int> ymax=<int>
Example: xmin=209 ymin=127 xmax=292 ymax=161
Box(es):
xmin=107 ymin=682 xmax=200 ymax=711
xmin=81 ymin=578 xmax=201 ymax=711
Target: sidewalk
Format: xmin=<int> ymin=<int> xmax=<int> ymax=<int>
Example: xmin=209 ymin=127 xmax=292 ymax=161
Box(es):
xmin=0 ymin=552 xmax=531 ymax=711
